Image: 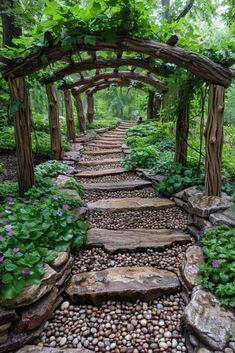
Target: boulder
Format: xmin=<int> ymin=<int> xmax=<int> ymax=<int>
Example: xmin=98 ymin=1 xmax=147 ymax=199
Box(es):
xmin=184 ymin=287 xmax=235 ymax=350
xmin=181 ymin=246 xmax=204 ymax=290
xmin=54 ymin=175 xmax=75 ymax=188
xmin=14 ymin=287 xmax=59 ymax=333
xmin=188 ymin=195 xmax=230 ymax=218
xmin=0 ymin=307 xmax=18 ymax=325
xmin=0 ymin=265 xmax=59 ymax=308
xmin=55 ymin=257 xmax=74 ymax=288
xmin=59 ymin=188 xmax=82 ymax=202
xmin=175 ymin=187 xmax=202 ymax=202
xmin=193 ymin=215 xmax=213 ymax=229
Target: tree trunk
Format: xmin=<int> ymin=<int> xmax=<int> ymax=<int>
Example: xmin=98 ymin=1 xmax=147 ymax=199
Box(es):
xmin=154 ymin=95 xmax=162 ymax=119
xmin=87 ymin=93 xmax=94 ymax=124
xmin=63 ymin=89 xmax=75 ymax=142
xmin=205 ymin=84 xmax=225 ymax=196
xmin=0 ymin=0 xmax=22 ymax=47
xmin=46 ymin=83 xmax=64 ymax=160
xmin=174 ymin=89 xmax=190 ymax=166
xmin=8 ymin=77 xmax=34 ymax=195
xmin=147 ymin=92 xmax=155 ymax=119
xmin=74 ymin=94 xmax=85 ymax=133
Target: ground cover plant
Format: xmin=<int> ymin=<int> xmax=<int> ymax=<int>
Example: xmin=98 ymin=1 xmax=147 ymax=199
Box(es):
xmin=0 ymin=161 xmax=87 ymax=301
xmin=197 ymin=225 xmax=235 ymax=308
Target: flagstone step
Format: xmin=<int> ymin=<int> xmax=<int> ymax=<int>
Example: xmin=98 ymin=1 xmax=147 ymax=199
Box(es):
xmin=78 ymin=158 xmax=121 ymax=167
xmin=89 ymin=143 xmax=122 ymax=149
xmin=98 ymin=137 xmax=125 ymax=141
xmin=88 ymin=197 xmax=175 ymax=213
xmin=85 ymin=149 xmax=122 ymax=155
xmin=66 ymin=267 xmax=180 ymax=305
xmin=84 ymin=180 xmax=152 ymax=191
xmin=75 ymin=168 xmax=127 ymax=178
xmin=87 ymin=228 xmax=191 ymax=253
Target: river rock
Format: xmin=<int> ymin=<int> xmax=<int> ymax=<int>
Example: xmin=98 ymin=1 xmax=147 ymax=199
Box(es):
xmin=184 ymin=287 xmax=235 ymax=350
xmin=181 ymin=246 xmax=204 ymax=290
xmin=0 ymin=265 xmax=59 ymax=308
xmin=188 ymin=195 xmax=230 ymax=218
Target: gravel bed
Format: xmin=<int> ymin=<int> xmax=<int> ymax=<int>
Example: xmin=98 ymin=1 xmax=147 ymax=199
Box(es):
xmin=77 ymin=163 xmax=121 ymax=172
xmin=84 ymin=187 xmax=158 ymax=202
xmin=81 ymin=153 xmax=124 ymax=161
xmin=39 ymin=295 xmax=187 ymax=352
xmin=72 ymin=243 xmax=193 ymax=274
xmin=76 ymin=172 xmax=143 ymax=184
xmin=90 ymin=207 xmax=187 ymax=230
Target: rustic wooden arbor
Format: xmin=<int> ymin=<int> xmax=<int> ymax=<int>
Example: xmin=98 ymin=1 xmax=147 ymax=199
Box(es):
xmin=2 ymin=36 xmax=234 ymax=196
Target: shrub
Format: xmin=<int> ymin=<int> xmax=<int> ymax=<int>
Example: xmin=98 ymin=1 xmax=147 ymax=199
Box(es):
xmin=87 ymin=118 xmax=120 ymax=130
xmin=0 ymin=128 xmax=15 ymax=151
xmin=0 ymin=182 xmax=19 ymax=200
xmin=197 ymin=225 xmax=235 ymax=308
xmin=0 ymin=186 xmax=87 ymax=300
xmin=121 ymin=147 xmax=159 ymax=171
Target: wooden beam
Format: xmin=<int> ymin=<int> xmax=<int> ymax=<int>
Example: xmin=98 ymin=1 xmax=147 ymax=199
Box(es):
xmin=205 ymin=84 xmax=225 ymax=196
xmin=46 ymin=83 xmax=64 ymax=160
xmin=43 ymin=58 xmax=167 ymax=85
xmin=8 ymin=77 xmax=34 ymax=195
xmin=72 ymin=77 xmax=132 ymax=95
xmin=63 ymin=89 xmax=76 ymax=142
xmin=74 ymin=94 xmax=85 ymax=133
xmin=70 ymin=71 xmax=167 ymax=94
xmin=2 ymin=37 xmax=234 ymax=87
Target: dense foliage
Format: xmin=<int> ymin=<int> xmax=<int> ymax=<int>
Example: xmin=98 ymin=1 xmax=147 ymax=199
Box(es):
xmin=197 ymin=225 xmax=235 ymax=308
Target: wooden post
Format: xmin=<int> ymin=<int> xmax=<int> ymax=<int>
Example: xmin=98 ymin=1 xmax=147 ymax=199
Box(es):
xmin=63 ymin=89 xmax=75 ymax=142
xmin=46 ymin=83 xmax=64 ymax=160
xmin=8 ymin=77 xmax=34 ymax=195
xmin=87 ymin=93 xmax=94 ymax=124
xmin=147 ymin=92 xmax=155 ymax=119
xmin=174 ymin=98 xmax=190 ymax=166
xmin=205 ymin=84 xmax=225 ymax=196
xmin=74 ymin=94 xmax=85 ymax=133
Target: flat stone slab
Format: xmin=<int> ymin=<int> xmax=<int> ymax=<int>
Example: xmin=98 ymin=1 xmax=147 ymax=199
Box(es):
xmin=66 ymin=267 xmax=180 ymax=305
xmin=88 ymin=143 xmax=122 ymax=149
xmin=188 ymin=195 xmax=230 ymax=218
xmin=88 ymin=197 xmax=175 ymax=213
xmin=87 ymin=228 xmax=191 ymax=253
xmin=16 ymin=346 xmax=92 ymax=353
xmin=85 ymin=149 xmax=122 ymax=155
xmin=84 ymin=180 xmax=152 ymax=191
xmin=79 ymin=158 xmax=121 ymax=166
xmin=75 ymin=168 xmax=127 ymax=178
xmin=63 ymin=151 xmax=81 ymax=162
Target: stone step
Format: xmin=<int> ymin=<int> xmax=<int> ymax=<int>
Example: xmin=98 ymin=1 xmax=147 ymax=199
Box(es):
xmin=87 ymin=228 xmax=191 ymax=253
xmin=88 ymin=143 xmax=122 ymax=149
xmin=75 ymin=168 xmax=127 ymax=178
xmin=66 ymin=267 xmax=180 ymax=305
xmin=88 ymin=197 xmax=175 ymax=213
xmin=84 ymin=180 xmax=152 ymax=191
xmin=16 ymin=347 xmax=92 ymax=353
xmin=78 ymin=158 xmax=121 ymax=167
xmin=98 ymin=137 xmax=125 ymax=141
xmin=85 ymin=149 xmax=122 ymax=155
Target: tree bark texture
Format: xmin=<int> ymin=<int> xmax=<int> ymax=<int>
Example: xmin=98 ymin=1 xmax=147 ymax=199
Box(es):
xmin=63 ymin=89 xmax=76 ymax=141
xmin=87 ymin=94 xmax=94 ymax=124
xmin=205 ymin=84 xmax=225 ymax=196
xmin=46 ymin=83 xmax=64 ymax=160
xmin=174 ymin=89 xmax=190 ymax=166
xmin=0 ymin=0 xmax=22 ymax=47
xmin=8 ymin=77 xmax=34 ymax=195
xmin=74 ymin=94 xmax=85 ymax=133
xmin=73 ymin=78 xmax=131 ymax=96
xmin=3 ymin=37 xmax=234 ymax=87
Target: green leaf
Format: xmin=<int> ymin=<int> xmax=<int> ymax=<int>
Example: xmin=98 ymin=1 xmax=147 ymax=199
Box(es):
xmin=84 ymin=35 xmax=96 ymax=46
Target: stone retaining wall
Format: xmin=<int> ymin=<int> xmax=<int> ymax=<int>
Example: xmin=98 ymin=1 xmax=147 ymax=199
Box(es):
xmin=0 ymin=252 xmax=73 ymax=353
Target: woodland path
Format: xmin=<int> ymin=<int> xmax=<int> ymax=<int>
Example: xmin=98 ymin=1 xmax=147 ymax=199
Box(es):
xmin=24 ymin=122 xmax=193 ymax=353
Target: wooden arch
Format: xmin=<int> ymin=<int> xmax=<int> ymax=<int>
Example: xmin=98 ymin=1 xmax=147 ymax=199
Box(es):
xmin=4 ymin=36 xmax=234 ymax=195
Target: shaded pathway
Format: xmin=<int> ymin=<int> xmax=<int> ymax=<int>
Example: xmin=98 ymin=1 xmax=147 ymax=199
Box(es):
xmin=36 ymin=121 xmax=193 ymax=352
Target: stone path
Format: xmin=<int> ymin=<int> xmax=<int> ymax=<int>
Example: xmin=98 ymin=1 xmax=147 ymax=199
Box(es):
xmin=22 ymin=121 xmax=191 ymax=353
